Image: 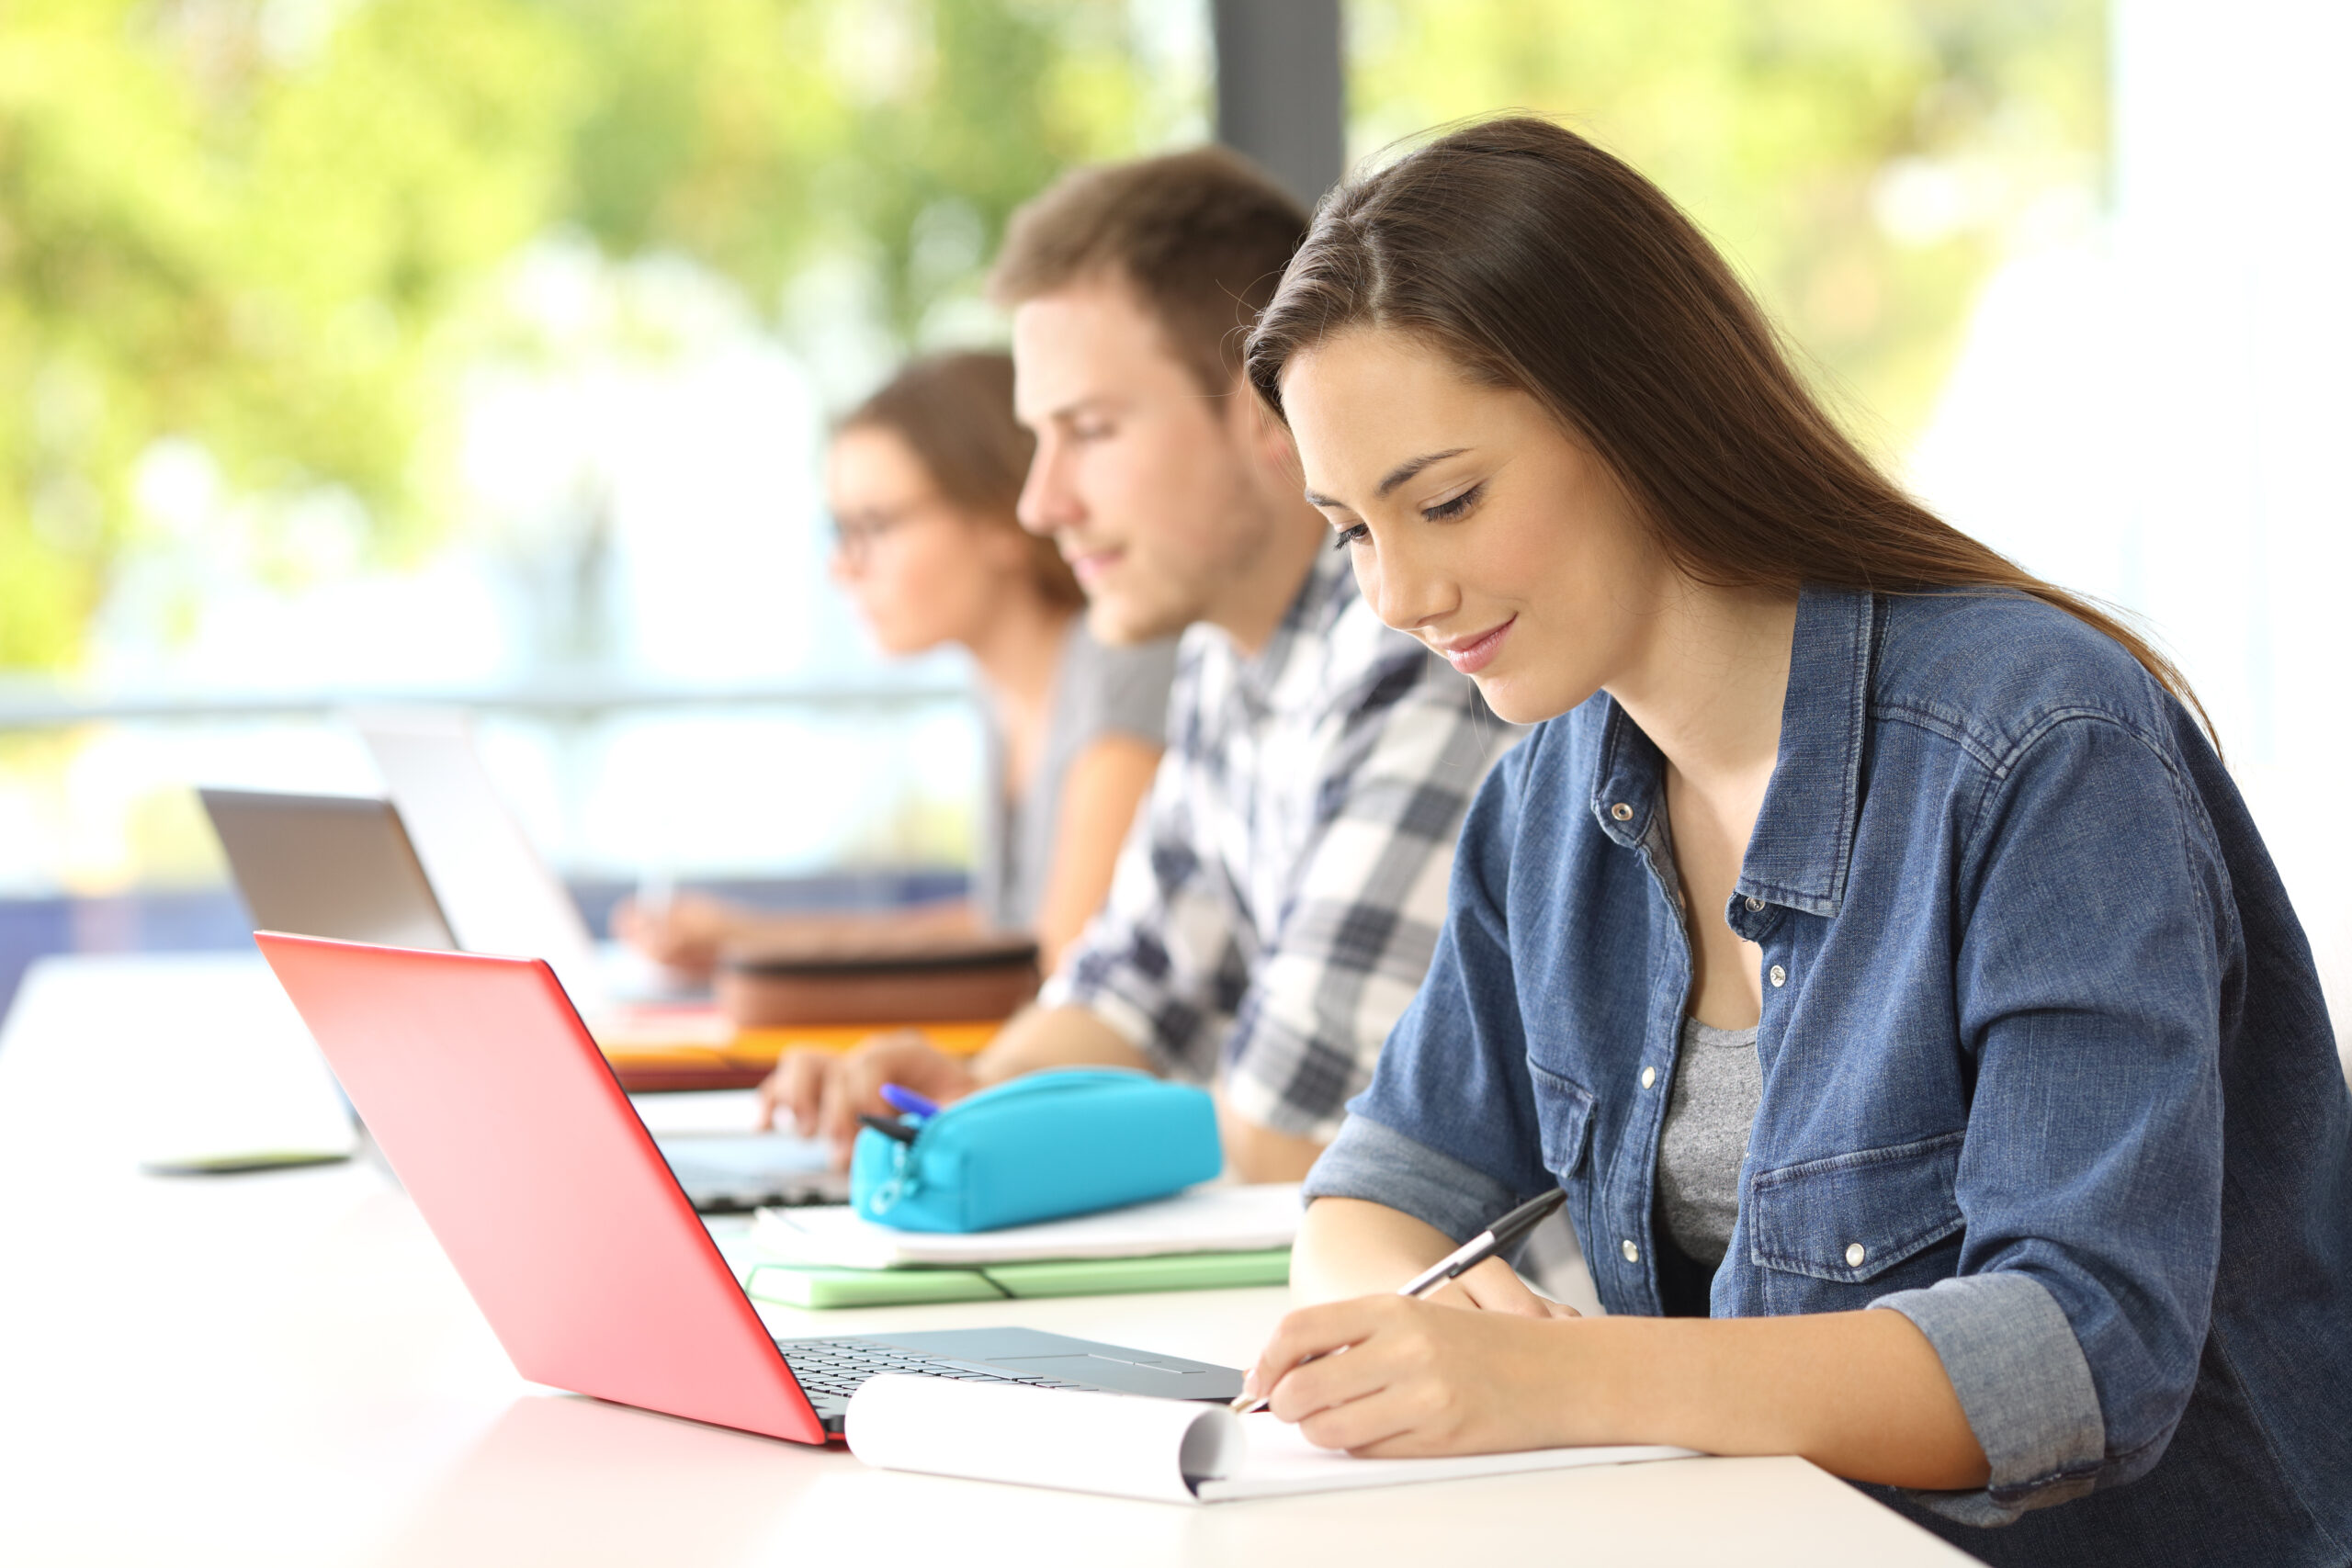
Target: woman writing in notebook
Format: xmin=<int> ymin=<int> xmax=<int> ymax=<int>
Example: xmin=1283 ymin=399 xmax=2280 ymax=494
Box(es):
xmin=619 ymin=353 xmax=1174 ymax=979
xmin=1238 ymin=118 xmax=2352 ymax=1565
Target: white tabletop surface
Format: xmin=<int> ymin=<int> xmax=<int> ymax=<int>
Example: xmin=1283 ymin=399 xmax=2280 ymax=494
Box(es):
xmin=0 ymin=953 xmax=1979 ymax=1567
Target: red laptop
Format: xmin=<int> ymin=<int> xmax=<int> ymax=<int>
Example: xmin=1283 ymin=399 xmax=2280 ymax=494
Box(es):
xmin=255 ymin=933 xmax=1244 ymax=1442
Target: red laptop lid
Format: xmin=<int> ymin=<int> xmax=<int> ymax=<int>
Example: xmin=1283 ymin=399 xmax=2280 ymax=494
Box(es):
xmin=256 ymin=932 xmax=825 ymax=1445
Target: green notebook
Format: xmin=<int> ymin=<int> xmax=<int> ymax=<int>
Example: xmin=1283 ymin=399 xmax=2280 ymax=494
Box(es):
xmin=744 ymin=1264 xmax=1004 ymax=1308
xmin=742 ymin=1247 xmax=1292 ymax=1309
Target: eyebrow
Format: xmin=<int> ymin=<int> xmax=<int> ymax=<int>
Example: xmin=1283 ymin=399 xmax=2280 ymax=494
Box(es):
xmin=1031 ymin=395 xmax=1113 ymax=430
xmin=1384 ymin=448 xmax=1470 ymax=499
xmin=1301 ymin=447 xmax=1473 ymax=511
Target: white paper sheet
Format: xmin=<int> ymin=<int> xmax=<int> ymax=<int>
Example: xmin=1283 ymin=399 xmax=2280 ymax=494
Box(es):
xmin=627 ymin=1089 xmax=764 ymax=1136
xmin=751 ymin=1183 xmax=1303 ymax=1268
xmin=1198 ymin=1416 xmax=1695 ymax=1502
xmin=843 ymin=1377 xmax=1694 ymax=1505
xmin=845 ymin=1377 xmax=1235 ymax=1504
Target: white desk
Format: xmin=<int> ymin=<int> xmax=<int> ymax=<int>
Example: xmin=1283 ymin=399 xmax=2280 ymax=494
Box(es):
xmin=0 ymin=954 xmax=1978 ymax=1567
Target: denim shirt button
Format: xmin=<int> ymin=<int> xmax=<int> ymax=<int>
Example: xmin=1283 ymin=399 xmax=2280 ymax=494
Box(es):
xmin=1620 ymin=1239 xmax=1640 ymax=1263
xmin=1845 ymin=1242 xmax=1867 ymax=1267
xmin=1745 ymin=896 xmax=1765 ymax=911
xmin=1640 ymin=1066 xmax=1657 ymax=1089
xmin=1610 ymin=802 xmax=1634 ymax=822
xmin=1770 ymin=964 xmax=1787 ymax=987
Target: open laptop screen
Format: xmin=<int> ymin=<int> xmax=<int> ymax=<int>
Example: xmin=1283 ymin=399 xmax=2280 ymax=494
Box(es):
xmin=199 ymin=789 xmax=458 ymax=952
xmin=255 ymin=935 xmax=827 ymax=1443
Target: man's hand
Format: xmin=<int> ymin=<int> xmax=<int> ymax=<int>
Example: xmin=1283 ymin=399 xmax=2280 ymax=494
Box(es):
xmin=757 ymin=1031 xmax=981 ymax=1168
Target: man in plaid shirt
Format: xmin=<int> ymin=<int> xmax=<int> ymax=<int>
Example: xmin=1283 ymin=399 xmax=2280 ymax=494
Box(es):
xmin=764 ymin=148 xmax=1514 ymax=1179
xmin=1047 ymin=542 xmax=1506 ymax=1151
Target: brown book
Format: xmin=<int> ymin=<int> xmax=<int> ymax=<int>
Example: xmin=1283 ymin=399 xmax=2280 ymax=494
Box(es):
xmin=715 ymin=931 xmax=1041 ymax=1030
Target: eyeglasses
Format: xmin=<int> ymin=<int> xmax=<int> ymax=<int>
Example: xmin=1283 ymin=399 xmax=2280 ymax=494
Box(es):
xmin=827 ymin=499 xmax=943 ymax=566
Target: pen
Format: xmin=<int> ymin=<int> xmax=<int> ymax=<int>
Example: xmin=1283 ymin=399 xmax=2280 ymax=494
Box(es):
xmin=878 ymin=1083 xmax=941 ymax=1121
xmin=1229 ymin=1187 xmax=1569 ymax=1415
xmin=857 ymin=1112 xmax=919 ymax=1145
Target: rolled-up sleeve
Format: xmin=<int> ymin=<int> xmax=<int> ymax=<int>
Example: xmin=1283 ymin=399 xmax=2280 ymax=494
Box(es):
xmin=1871 ymin=1273 xmax=2106 ymax=1524
xmin=1926 ymin=711 xmax=2231 ymax=1517
xmin=1303 ymin=1113 xmax=1521 ymax=1246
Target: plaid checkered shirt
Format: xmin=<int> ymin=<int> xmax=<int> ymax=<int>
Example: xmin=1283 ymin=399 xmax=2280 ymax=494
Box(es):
xmin=1040 ymin=547 xmax=1521 ymax=1142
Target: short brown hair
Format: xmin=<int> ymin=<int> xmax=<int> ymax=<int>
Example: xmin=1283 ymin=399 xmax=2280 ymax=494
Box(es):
xmin=989 ymin=146 xmax=1310 ymax=396
xmin=841 ymin=352 xmax=1082 ymax=610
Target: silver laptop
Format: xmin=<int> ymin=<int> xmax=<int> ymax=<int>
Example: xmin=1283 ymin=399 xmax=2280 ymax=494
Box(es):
xmin=346 ymin=709 xmax=609 ymax=1010
xmin=196 ymin=786 xmax=842 ymax=1213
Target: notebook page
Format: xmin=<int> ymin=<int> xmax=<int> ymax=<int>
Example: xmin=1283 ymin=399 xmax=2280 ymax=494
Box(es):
xmin=843 ymin=1379 xmax=1692 ymax=1505
xmin=1198 ymin=1414 xmax=1693 ymax=1501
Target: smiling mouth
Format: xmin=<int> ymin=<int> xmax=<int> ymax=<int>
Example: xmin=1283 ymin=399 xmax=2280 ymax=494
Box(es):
xmin=1063 ymin=543 xmax=1124 ymax=584
xmin=1433 ymin=616 xmax=1515 ymax=675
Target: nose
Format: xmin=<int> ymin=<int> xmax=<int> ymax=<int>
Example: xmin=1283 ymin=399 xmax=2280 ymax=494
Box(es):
xmin=1017 ymin=432 xmax=1082 ymax=538
xmin=1360 ymin=529 xmax=1457 ymax=634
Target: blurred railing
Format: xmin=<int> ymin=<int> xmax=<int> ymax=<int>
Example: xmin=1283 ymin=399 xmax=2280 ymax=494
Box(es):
xmin=0 ymin=678 xmax=967 ymax=728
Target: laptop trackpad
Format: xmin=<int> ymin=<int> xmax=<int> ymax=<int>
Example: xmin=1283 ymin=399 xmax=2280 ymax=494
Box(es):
xmin=984 ymin=1353 xmax=1236 ymax=1397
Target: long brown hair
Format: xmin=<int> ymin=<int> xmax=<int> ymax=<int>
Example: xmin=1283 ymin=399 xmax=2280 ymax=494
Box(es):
xmin=841 ymin=352 xmax=1083 ymax=611
xmin=1244 ymin=117 xmax=2209 ymax=737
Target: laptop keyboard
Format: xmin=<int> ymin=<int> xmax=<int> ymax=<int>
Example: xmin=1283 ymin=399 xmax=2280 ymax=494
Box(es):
xmin=775 ymin=1337 xmax=1090 ymax=1425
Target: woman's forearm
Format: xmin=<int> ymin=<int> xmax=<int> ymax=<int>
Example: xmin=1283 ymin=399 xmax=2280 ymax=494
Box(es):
xmin=1569 ymin=1310 xmax=1988 ymax=1489
xmin=1291 ymin=1196 xmax=1515 ymax=1307
xmin=1287 ymin=1200 xmax=1990 ymax=1488
xmin=1290 ymin=1196 xmax=1453 ymax=1300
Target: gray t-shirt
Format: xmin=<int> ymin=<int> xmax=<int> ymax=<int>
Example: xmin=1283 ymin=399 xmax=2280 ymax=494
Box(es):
xmin=1656 ymin=1016 xmax=1762 ymax=1268
xmin=973 ymin=620 xmax=1177 ymax=932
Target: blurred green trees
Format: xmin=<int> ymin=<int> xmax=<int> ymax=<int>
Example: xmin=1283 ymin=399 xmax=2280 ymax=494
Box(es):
xmin=1351 ymin=0 xmax=2107 ymax=451
xmin=2 ymin=0 xmax=578 ymax=666
xmin=2 ymin=0 xmax=2101 ymax=672
xmin=0 ymin=0 xmax=1190 ymax=670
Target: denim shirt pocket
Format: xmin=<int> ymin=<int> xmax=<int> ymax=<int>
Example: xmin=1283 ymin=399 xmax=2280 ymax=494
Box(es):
xmin=1747 ymin=1130 xmax=1966 ymax=1313
xmin=1527 ymin=1060 xmax=1599 ymax=1181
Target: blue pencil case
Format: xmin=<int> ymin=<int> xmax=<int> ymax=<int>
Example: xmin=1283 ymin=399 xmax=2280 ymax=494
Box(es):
xmin=849 ymin=1068 xmax=1222 ymax=1233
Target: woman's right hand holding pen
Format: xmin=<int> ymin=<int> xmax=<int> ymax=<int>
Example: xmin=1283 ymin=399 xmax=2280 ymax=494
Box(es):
xmin=1238 ymin=1192 xmax=1583 ymax=1445
xmin=1240 ymin=1292 xmax=1590 ymax=1460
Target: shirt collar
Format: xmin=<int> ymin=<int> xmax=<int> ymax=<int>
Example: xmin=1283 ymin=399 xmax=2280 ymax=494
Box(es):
xmin=1588 ymin=584 xmax=1875 ymax=919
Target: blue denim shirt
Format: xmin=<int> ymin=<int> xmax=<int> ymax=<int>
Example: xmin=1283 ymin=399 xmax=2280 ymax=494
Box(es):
xmin=1305 ymin=586 xmax=2352 ymax=1566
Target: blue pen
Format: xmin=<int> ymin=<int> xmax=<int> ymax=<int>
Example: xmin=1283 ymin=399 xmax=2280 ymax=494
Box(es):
xmin=878 ymin=1083 xmax=941 ymax=1121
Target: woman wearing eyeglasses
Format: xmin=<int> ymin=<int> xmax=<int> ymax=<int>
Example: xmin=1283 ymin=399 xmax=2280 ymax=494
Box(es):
xmin=1236 ymin=118 xmax=2352 ymax=1566
xmin=619 ymin=352 xmax=1175 ymax=978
